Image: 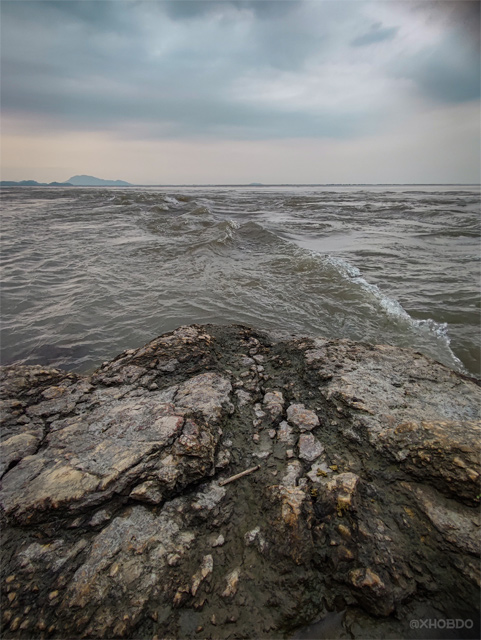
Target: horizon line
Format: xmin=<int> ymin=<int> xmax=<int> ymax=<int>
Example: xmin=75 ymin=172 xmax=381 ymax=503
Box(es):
xmin=2 ymin=181 xmax=480 ymax=187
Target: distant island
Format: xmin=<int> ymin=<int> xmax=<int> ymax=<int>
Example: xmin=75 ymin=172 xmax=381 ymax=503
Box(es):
xmin=1 ymin=175 xmax=132 ymax=187
xmin=67 ymin=175 xmax=132 ymax=186
xmin=0 ymin=180 xmax=73 ymax=187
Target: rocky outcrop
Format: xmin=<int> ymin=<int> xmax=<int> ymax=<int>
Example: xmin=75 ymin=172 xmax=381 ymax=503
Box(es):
xmin=1 ymin=324 xmax=480 ymax=639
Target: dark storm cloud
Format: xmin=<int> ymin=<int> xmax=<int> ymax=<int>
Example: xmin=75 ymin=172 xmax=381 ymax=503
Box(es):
xmin=394 ymin=35 xmax=480 ymax=103
xmin=1 ymin=0 xmax=480 ymax=141
xmin=411 ymin=0 xmax=480 ymax=50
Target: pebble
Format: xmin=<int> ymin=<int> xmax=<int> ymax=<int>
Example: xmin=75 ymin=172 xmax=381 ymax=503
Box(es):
xmin=287 ymin=403 xmax=320 ymax=431
xmin=212 ymin=534 xmax=225 ymax=547
xmin=298 ymin=434 xmax=324 ymax=462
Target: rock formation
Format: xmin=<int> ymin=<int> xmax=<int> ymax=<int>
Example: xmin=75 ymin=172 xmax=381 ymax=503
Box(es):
xmin=1 ymin=324 xmax=480 ymax=639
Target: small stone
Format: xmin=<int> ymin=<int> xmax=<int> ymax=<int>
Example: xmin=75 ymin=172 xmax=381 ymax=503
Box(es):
xmin=253 ymin=433 xmax=260 ymax=443
xmin=6 ymin=575 xmax=15 ymax=584
xmin=298 ymin=434 xmax=324 ymax=462
xmin=244 ymin=526 xmax=260 ymax=545
xmin=167 ymin=554 xmax=180 ymax=566
xmin=221 ymin=568 xmax=240 ymax=598
xmin=287 ymin=403 xmax=320 ymax=431
xmin=338 ymin=524 xmax=352 ymax=539
xmin=173 ymin=586 xmax=190 ymax=607
xmin=349 ymin=567 xmax=385 ymax=590
xmin=49 ymin=590 xmax=59 ymax=600
xmin=212 ymin=534 xmax=225 ymax=547
xmin=191 ymin=555 xmax=213 ymax=596
xmin=236 ymin=390 xmax=252 ymax=406
xmin=211 ymin=614 xmax=217 ymax=625
xmin=307 ymin=461 xmax=331 ymax=482
xmin=286 ymin=449 xmax=295 ymax=459
xmin=254 ymin=404 xmax=266 ymax=419
xmin=327 ymin=472 xmax=360 ymax=511
xmin=253 ymin=450 xmax=271 ymax=459
xmin=149 ymin=383 xmax=158 ymax=390
xmin=268 ymin=429 xmax=276 ymax=439
xmin=215 ymin=448 xmax=231 ymax=469
xmin=263 ymin=390 xmax=284 ymax=419
xmin=337 ymin=545 xmax=354 ymax=560
xmin=277 ymin=421 xmax=296 ymax=445
xmin=10 ymin=617 xmax=21 ymax=632
xmin=196 ymin=626 xmax=204 ymax=633
xmin=7 ymin=592 xmax=16 ymax=603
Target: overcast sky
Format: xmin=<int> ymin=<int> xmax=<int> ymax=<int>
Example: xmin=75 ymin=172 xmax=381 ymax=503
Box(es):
xmin=1 ymin=0 xmax=479 ymax=184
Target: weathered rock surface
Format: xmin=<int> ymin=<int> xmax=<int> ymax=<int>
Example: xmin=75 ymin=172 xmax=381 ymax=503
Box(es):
xmin=1 ymin=325 xmax=480 ymax=639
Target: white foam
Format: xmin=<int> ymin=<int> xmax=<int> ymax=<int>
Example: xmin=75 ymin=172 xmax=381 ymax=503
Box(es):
xmin=324 ymin=255 xmax=465 ymax=370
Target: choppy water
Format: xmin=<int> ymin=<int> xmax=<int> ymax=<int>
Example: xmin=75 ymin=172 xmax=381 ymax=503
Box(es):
xmin=1 ymin=185 xmax=480 ymax=376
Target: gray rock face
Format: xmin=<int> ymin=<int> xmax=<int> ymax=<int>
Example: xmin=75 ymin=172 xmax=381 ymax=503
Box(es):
xmin=1 ymin=324 xmax=480 ymax=639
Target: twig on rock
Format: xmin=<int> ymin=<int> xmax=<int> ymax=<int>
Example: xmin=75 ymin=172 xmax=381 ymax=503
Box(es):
xmin=219 ymin=465 xmax=260 ymax=486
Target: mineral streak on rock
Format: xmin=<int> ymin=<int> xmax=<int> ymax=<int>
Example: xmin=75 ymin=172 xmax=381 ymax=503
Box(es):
xmin=0 ymin=324 xmax=480 ymax=639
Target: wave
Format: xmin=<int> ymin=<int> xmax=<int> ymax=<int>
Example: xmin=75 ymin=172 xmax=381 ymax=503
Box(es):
xmin=322 ymin=255 xmax=465 ymax=370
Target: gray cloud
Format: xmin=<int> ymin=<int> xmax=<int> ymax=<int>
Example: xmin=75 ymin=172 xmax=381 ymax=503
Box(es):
xmin=162 ymin=0 xmax=299 ymax=21
xmin=1 ymin=0 xmax=479 ymax=143
xmin=351 ymin=23 xmax=399 ymax=47
xmin=391 ymin=31 xmax=480 ymax=104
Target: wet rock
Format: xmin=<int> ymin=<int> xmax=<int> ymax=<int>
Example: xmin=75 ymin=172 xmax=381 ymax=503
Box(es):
xmin=298 ymin=433 xmax=324 ymax=462
xmin=402 ymin=482 xmax=481 ymax=555
xmin=235 ymin=389 xmax=251 ymax=407
xmin=191 ymin=555 xmax=213 ymax=596
xmin=286 ymin=403 xmax=320 ymax=431
xmin=0 ymin=324 xmax=479 ymax=640
xmin=263 ymin=391 xmax=284 ymax=420
xmin=277 ymin=420 xmax=296 ymax=445
xmin=175 ymin=372 xmax=233 ymax=422
xmin=306 ymin=460 xmax=332 ymax=482
xmin=377 ymin=419 xmax=480 ymax=504
xmin=0 ymin=432 xmax=40 ymax=478
xmin=349 ymin=567 xmax=393 ymax=616
xmin=221 ymin=568 xmax=240 ymax=598
xmin=212 ymin=534 xmax=225 ymax=548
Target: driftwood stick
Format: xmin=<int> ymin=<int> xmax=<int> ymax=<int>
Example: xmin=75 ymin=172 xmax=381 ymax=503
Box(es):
xmin=219 ymin=465 xmax=260 ymax=486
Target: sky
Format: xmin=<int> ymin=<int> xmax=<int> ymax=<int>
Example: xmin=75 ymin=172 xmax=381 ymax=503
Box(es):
xmin=1 ymin=0 xmax=480 ymax=184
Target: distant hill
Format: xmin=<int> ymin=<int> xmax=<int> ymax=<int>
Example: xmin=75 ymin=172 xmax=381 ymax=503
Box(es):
xmin=0 ymin=180 xmax=73 ymax=187
xmin=67 ymin=175 xmax=131 ymax=186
